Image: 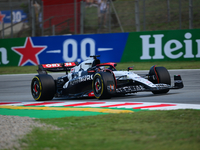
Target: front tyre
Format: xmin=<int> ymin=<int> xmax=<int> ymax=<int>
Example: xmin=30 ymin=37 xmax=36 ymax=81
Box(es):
xmin=31 ymin=74 xmax=55 ymax=101
xmin=92 ymin=72 xmax=116 ymax=99
xmin=149 ymin=66 xmax=171 ymax=94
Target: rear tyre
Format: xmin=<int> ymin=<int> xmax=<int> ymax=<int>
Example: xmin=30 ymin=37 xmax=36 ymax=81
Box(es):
xmin=92 ymin=72 xmax=116 ymax=99
xmin=31 ymin=74 xmax=55 ymax=101
xmin=149 ymin=66 xmax=171 ymax=94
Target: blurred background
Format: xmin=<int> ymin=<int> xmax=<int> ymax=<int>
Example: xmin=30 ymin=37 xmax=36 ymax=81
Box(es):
xmin=0 ymin=0 xmax=199 ymax=39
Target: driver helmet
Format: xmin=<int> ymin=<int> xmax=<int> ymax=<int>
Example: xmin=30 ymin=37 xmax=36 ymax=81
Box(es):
xmin=99 ymin=66 xmax=105 ymax=70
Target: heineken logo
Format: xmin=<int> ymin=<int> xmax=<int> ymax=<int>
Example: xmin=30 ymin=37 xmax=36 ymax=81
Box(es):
xmin=140 ymin=32 xmax=200 ymax=60
xmin=0 ymin=37 xmax=47 ymax=66
xmin=11 ymin=37 xmax=47 ymax=66
xmin=0 ymin=47 xmax=9 ymax=65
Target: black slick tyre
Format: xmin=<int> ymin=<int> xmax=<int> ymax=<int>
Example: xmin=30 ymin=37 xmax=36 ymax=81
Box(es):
xmin=149 ymin=66 xmax=171 ymax=94
xmin=31 ymin=74 xmax=55 ymax=101
xmin=92 ymin=72 xmax=116 ymax=99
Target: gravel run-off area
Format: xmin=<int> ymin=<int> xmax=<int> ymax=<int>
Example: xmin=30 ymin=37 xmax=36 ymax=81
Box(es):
xmin=0 ymin=115 xmax=61 ymax=150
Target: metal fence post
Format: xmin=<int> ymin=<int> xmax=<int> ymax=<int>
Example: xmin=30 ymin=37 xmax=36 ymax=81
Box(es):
xmin=28 ymin=0 xmax=31 ymax=37
xmin=143 ymin=0 xmax=146 ymax=31
xmin=110 ymin=0 xmax=124 ymax=32
xmin=108 ymin=0 xmax=111 ymax=33
xmin=167 ymin=0 xmax=170 ymax=22
xmin=32 ymin=6 xmax=35 ymax=37
xmin=52 ymin=25 xmax=55 ymax=36
xmin=74 ymin=0 xmax=77 ymax=34
xmin=135 ymin=0 xmax=140 ymax=32
xmin=9 ymin=0 xmax=13 ymax=38
xmin=41 ymin=1 xmax=44 ymax=36
xmin=80 ymin=1 xmax=84 ymax=34
xmin=179 ymin=0 xmax=182 ymax=29
xmin=189 ymin=0 xmax=193 ymax=29
xmin=28 ymin=0 xmax=31 ymax=17
xmin=2 ymin=22 xmax=4 ymax=39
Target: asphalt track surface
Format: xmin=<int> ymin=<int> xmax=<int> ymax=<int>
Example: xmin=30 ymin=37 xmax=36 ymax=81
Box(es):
xmin=0 ymin=69 xmax=200 ymax=104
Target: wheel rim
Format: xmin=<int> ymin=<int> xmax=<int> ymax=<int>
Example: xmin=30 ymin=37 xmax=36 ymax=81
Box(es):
xmin=94 ymin=78 xmax=102 ymax=94
xmin=32 ymin=80 xmax=40 ymax=98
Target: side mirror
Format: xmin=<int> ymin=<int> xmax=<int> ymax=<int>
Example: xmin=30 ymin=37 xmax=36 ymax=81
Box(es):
xmin=127 ymin=67 xmax=133 ymax=71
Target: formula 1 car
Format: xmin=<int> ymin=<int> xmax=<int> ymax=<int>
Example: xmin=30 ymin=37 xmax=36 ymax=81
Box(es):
xmin=31 ymin=55 xmax=184 ymax=101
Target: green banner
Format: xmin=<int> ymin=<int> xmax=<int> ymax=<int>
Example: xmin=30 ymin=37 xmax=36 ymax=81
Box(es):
xmin=121 ymin=29 xmax=200 ymax=62
xmin=0 ymin=38 xmax=26 ymax=66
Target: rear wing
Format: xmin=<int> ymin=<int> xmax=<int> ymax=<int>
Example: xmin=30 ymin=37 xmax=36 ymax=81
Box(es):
xmin=37 ymin=62 xmax=79 ymax=74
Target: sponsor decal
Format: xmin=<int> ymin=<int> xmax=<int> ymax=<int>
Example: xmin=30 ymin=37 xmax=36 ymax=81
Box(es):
xmin=116 ymin=85 xmax=145 ymax=93
xmin=42 ymin=63 xmax=62 ymax=68
xmin=64 ymin=62 xmax=76 ymax=67
xmin=0 ymin=11 xmax=5 ymax=23
xmin=70 ymin=75 xmax=94 ymax=85
xmin=155 ymin=84 xmax=170 ymax=90
xmin=0 ymin=48 xmax=9 ymax=65
xmin=0 ymin=10 xmax=27 ymax=23
xmin=107 ymin=84 xmax=115 ymax=92
xmin=70 ymin=68 xmax=75 ymax=73
xmin=140 ymin=32 xmax=200 ymax=60
xmin=88 ymin=91 xmax=94 ymax=97
xmin=11 ymin=37 xmax=47 ymax=66
xmin=121 ymin=29 xmax=200 ymax=62
xmin=0 ymin=33 xmax=127 ymax=66
xmin=135 ymin=77 xmax=156 ymax=87
xmin=42 ymin=62 xmax=77 ymax=68
xmin=174 ymin=80 xmax=183 ymax=83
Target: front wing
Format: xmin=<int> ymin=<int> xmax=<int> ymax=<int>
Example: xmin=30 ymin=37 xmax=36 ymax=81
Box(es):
xmin=115 ymin=75 xmax=184 ymax=94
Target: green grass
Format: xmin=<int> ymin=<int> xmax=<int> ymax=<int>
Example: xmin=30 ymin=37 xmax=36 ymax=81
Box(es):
xmin=116 ymin=60 xmax=200 ymax=70
xmin=0 ymin=66 xmax=38 ymax=75
xmin=20 ymin=109 xmax=200 ymax=150
xmin=0 ymin=61 xmax=199 ymax=75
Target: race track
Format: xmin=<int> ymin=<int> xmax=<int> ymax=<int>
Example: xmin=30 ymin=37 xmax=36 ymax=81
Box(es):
xmin=0 ymin=69 xmax=200 ymax=104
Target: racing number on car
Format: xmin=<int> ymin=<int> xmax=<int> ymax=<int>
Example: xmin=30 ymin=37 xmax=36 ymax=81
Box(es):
xmin=63 ymin=38 xmax=95 ymax=62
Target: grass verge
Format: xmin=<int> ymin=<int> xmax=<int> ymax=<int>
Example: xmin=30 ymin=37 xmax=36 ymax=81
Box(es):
xmin=0 ymin=61 xmax=200 ymax=75
xmin=0 ymin=66 xmax=38 ymax=75
xmin=20 ymin=109 xmax=200 ymax=150
xmin=116 ymin=60 xmax=200 ymax=70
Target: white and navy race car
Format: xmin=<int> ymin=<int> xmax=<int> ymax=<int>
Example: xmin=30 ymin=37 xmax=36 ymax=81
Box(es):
xmin=31 ymin=55 xmax=184 ymax=101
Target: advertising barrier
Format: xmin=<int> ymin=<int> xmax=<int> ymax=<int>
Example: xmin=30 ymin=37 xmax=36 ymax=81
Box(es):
xmin=0 ymin=29 xmax=200 ymax=66
xmin=0 ymin=10 xmax=27 ymax=23
xmin=121 ymin=29 xmax=200 ymax=62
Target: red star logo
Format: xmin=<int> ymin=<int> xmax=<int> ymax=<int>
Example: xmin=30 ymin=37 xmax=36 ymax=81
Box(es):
xmin=0 ymin=11 xmax=5 ymax=23
xmin=12 ymin=37 xmax=47 ymax=66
